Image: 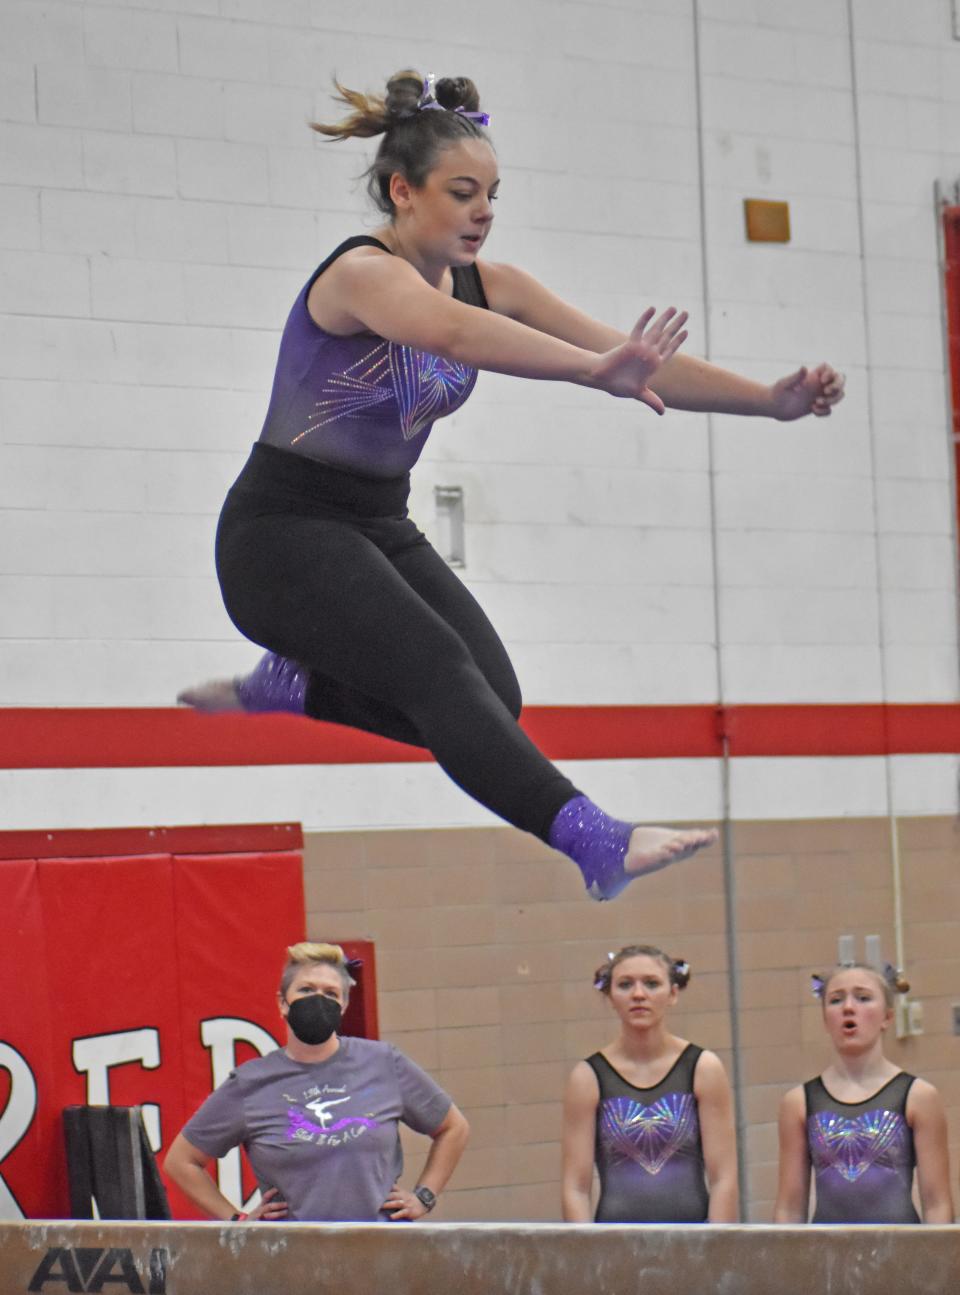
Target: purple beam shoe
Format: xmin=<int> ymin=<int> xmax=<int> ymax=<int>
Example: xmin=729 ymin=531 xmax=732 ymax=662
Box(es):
xmin=548 ymin=796 xmax=717 ymax=902
xmin=235 ymin=652 xmax=309 ymax=715
xmin=547 ymin=795 xmax=634 ymax=902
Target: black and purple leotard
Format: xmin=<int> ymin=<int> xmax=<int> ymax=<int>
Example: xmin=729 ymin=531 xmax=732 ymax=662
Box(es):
xmin=587 ymin=1045 xmax=709 ymax=1223
xmin=215 ymin=237 xmax=581 ymax=844
xmin=805 ymin=1072 xmax=919 ymax=1224
xmin=214 ymin=236 xmax=654 ymax=895
xmin=258 ymin=235 xmax=481 ymax=475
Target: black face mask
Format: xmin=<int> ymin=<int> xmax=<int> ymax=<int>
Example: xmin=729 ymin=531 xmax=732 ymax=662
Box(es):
xmin=286 ymin=994 xmax=342 ymax=1045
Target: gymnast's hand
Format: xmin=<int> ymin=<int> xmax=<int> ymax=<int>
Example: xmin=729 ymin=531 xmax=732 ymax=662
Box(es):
xmin=770 ymin=362 xmax=845 ymax=419
xmin=588 ymin=307 xmax=689 ymax=414
xmin=244 ymin=1186 xmax=288 ymax=1221
xmin=382 ymin=1182 xmax=430 ymax=1221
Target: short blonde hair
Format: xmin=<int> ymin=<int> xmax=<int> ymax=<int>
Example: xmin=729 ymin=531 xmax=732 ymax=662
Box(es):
xmin=279 ymin=942 xmax=357 ymax=1000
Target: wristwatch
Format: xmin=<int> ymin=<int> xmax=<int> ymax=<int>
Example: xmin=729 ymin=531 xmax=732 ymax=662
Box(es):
xmin=413 ymin=1185 xmax=437 ymax=1213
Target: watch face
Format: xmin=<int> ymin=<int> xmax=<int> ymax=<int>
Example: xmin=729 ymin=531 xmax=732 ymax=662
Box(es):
xmin=415 ymin=1187 xmax=436 ymax=1210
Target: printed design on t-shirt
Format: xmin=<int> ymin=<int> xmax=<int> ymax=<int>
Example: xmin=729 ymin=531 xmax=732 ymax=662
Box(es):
xmin=599 ymin=1093 xmax=699 ymax=1175
xmin=284 ymin=1082 xmax=380 ymax=1149
xmin=292 ymin=341 xmax=476 ymax=445
xmin=808 ymin=1109 xmax=910 ymax=1182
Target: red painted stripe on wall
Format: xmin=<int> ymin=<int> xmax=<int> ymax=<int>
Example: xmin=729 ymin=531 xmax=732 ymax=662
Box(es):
xmin=0 ymin=703 xmax=957 ymax=769
xmin=722 ymin=704 xmax=960 ymax=757
xmin=2 ymin=707 xmax=436 ymax=770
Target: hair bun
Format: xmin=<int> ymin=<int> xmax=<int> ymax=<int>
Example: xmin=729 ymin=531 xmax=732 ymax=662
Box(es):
xmin=593 ymin=953 xmax=615 ymax=993
xmin=671 ymin=959 xmax=691 ymax=990
xmin=435 ymin=76 xmax=481 ymax=113
xmin=383 ymin=69 xmax=424 ymax=120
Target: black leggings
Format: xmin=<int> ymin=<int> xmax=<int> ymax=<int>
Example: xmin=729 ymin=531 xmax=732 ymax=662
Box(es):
xmin=215 ymin=444 xmax=579 ymax=841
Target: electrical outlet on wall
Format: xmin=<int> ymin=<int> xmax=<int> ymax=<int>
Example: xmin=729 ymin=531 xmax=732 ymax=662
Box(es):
xmin=895 ymin=998 xmax=925 ymax=1040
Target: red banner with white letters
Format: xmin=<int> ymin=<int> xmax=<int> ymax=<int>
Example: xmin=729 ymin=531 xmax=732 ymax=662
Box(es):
xmin=0 ymin=835 xmax=305 ymax=1221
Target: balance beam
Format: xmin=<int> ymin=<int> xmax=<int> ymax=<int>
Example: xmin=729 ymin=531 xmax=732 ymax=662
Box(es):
xmin=2 ymin=1220 xmax=957 ymax=1294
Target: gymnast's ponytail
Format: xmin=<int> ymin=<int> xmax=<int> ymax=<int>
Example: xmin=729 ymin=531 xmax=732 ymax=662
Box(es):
xmin=310 ymin=70 xmax=423 ymax=140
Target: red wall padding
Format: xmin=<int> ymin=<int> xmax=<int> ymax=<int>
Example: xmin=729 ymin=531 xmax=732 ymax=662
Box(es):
xmin=0 ymin=848 xmax=305 ymax=1220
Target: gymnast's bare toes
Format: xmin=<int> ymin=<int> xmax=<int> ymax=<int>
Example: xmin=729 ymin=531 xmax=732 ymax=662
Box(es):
xmin=624 ymin=826 xmax=719 ymax=878
xmin=176 ymin=678 xmax=242 ymax=712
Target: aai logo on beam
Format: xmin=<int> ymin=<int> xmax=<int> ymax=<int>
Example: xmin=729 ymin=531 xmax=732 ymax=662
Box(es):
xmin=27 ymin=1247 xmax=168 ymax=1293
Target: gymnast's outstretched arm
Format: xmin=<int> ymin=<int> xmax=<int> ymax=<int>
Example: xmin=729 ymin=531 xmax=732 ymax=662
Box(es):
xmin=477 ymin=259 xmax=845 ymax=420
xmin=315 ymin=246 xmax=686 ymax=414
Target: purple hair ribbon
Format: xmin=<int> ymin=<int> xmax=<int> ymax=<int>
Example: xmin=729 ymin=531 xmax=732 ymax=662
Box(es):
xmin=417 ymin=72 xmax=439 ymax=109
xmin=593 ymin=951 xmax=617 ymax=991
xmin=417 ymin=73 xmax=490 ymax=126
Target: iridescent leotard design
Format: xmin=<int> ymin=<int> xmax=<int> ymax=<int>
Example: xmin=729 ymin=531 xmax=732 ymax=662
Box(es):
xmin=587 ymin=1045 xmax=708 ymax=1222
xmin=259 ymin=236 xmax=479 ymax=476
xmin=804 ymin=1072 xmax=919 ymax=1223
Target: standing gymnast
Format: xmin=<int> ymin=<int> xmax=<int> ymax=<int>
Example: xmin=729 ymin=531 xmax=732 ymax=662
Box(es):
xmin=561 ymin=945 xmax=738 ymax=1221
xmin=774 ymin=963 xmax=954 ymax=1224
xmin=187 ymin=70 xmax=844 ymax=901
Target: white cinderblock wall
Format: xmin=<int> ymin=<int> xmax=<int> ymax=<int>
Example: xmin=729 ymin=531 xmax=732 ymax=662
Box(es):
xmin=1 ymin=0 xmax=958 ymax=830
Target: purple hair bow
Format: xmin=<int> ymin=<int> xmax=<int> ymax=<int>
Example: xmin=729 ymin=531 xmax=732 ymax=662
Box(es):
xmin=418 ymin=73 xmax=490 ymax=126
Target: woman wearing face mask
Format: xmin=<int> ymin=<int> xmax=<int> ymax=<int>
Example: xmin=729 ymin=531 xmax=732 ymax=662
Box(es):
xmin=561 ymin=944 xmax=738 ymax=1222
xmin=163 ymin=942 xmax=468 ymax=1222
xmin=179 ymin=68 xmax=845 ymax=905
xmin=774 ymin=963 xmax=953 ymax=1224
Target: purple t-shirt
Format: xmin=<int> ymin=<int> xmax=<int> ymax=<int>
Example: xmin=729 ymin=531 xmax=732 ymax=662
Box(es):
xmin=182 ymin=1037 xmax=451 ymax=1222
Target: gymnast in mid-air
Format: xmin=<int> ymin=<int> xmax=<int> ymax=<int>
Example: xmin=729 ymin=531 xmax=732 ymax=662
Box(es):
xmin=183 ymin=70 xmax=845 ymax=901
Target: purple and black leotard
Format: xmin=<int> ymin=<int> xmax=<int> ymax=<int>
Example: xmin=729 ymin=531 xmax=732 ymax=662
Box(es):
xmin=216 ymin=238 xmax=582 ymax=848
xmin=258 ymin=235 xmax=481 ymax=475
xmin=805 ymin=1071 xmax=919 ymax=1224
xmin=587 ymin=1045 xmax=709 ymax=1222
xmin=214 ymin=236 xmax=641 ymax=897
